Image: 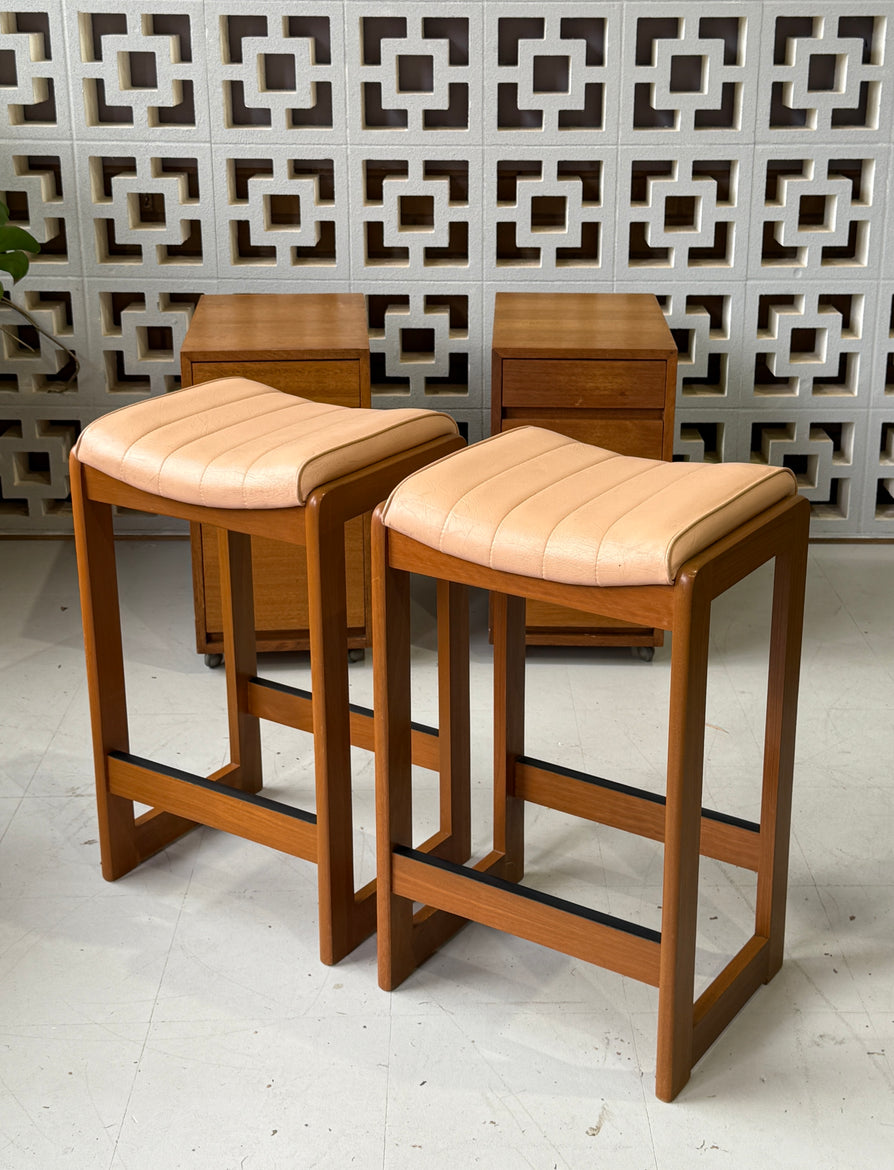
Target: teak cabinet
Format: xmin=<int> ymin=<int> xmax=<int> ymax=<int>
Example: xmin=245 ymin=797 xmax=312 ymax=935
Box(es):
xmin=491 ymin=292 xmax=678 ymax=651
xmin=180 ymin=293 xmax=371 ymax=656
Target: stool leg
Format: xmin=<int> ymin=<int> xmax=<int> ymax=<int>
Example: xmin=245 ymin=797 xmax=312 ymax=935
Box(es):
xmin=215 ymin=527 xmax=261 ymax=793
xmin=436 ymin=578 xmax=471 ymax=865
xmin=656 ymin=577 xmax=711 ymax=1102
xmin=306 ymin=502 xmax=371 ymax=965
xmin=372 ymin=520 xmax=416 ymax=989
xmin=71 ymin=460 xmax=139 ymax=880
xmin=756 ymin=513 xmax=809 ymax=978
xmin=492 ymin=591 xmax=526 ymax=882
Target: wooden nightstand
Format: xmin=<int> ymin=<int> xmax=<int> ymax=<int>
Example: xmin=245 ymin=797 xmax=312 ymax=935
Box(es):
xmin=180 ymin=293 xmax=371 ymax=657
xmin=491 ymin=292 xmax=678 ymax=653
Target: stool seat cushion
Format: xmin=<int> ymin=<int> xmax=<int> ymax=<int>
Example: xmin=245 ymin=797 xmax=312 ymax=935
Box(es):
xmin=381 ymin=427 xmax=797 ymax=587
xmin=73 ymin=378 xmax=459 ymax=509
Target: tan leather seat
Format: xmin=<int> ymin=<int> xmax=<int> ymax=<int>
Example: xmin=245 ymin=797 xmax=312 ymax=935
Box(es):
xmin=74 ymin=377 xmax=458 ymax=510
xmin=381 ymin=426 xmax=796 ymax=587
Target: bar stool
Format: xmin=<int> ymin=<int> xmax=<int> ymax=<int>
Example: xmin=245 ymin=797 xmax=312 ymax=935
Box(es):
xmin=372 ymin=426 xmax=809 ymax=1100
xmin=71 ymin=376 xmax=465 ymax=965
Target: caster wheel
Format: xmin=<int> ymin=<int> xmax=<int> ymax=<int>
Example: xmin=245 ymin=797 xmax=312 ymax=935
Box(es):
xmin=632 ymin=646 xmax=655 ymax=663
xmin=348 ymin=648 xmax=365 ymax=664
xmin=204 ymin=652 xmax=224 ymax=669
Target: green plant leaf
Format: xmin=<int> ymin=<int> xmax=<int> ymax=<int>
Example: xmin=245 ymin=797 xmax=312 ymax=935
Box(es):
xmin=0 ymin=224 xmax=40 ymax=254
xmin=0 ymin=202 xmax=8 ymax=228
xmin=0 ymin=252 xmax=30 ymax=283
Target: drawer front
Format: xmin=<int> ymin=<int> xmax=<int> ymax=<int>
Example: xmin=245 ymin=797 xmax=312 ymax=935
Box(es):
xmin=524 ymin=599 xmax=652 ymax=636
xmin=501 ymin=359 xmax=666 ymax=409
xmin=501 ymin=415 xmax=664 ymax=459
xmin=189 ymin=360 xmax=360 ymax=406
xmin=201 ymin=520 xmax=367 ymax=636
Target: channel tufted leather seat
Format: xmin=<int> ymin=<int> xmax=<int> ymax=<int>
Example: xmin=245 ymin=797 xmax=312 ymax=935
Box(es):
xmin=381 ymin=426 xmax=796 ymax=587
xmin=71 ymin=377 xmax=464 ymax=965
xmin=74 ymin=377 xmax=462 ymax=510
xmin=371 ymin=426 xmax=809 ymax=1102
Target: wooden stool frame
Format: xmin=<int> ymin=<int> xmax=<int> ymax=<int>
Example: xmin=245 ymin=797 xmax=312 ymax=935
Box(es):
xmin=372 ymin=492 xmax=809 ymax=1100
xmin=71 ymin=433 xmax=464 ymax=967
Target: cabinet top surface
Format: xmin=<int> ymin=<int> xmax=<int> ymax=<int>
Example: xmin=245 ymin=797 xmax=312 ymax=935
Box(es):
xmin=493 ymin=293 xmax=676 ymax=359
xmin=181 ymin=293 xmax=369 ymax=360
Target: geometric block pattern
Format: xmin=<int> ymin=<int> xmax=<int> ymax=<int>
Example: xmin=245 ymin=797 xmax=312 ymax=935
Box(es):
xmin=624 ymin=7 xmax=753 ymax=137
xmin=1 ymin=1 xmax=893 ymax=536
xmin=487 ymin=149 xmax=611 ymax=276
xmin=352 ymin=151 xmax=477 ymax=280
xmin=619 ymin=148 xmax=750 ymax=277
xmin=0 ymin=410 xmax=79 ymax=523
xmin=0 ymin=283 xmax=82 ymax=396
xmin=657 ymin=286 xmax=745 ymax=402
xmin=487 ymin=5 xmax=614 ymax=140
xmin=758 ymin=9 xmax=892 ymax=139
xmin=754 ymin=149 xmax=882 ymax=276
xmin=215 ymin=148 xmax=347 ymax=278
xmin=349 ymin=6 xmax=481 ymax=141
xmin=745 ymin=411 xmax=866 ymax=533
xmin=871 ymin=284 xmax=894 ymax=404
xmin=85 ymin=283 xmax=201 ymax=401
xmin=749 ymin=288 xmax=864 ymax=400
xmin=63 ymin=0 xmax=209 ymax=140
xmin=364 ymin=284 xmax=479 ymax=408
xmin=673 ymin=413 xmax=739 ymax=465
xmin=83 ymin=146 xmax=214 ymax=275
xmin=871 ymin=414 xmax=894 ymax=525
xmin=0 ymin=146 xmax=81 ymax=274
xmin=207 ymin=1 xmax=346 ymax=141
xmin=0 ymin=1 xmax=70 ymax=139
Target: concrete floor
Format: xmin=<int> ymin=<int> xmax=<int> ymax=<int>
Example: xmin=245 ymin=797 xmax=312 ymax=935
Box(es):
xmin=1 ymin=537 xmax=892 ymax=1168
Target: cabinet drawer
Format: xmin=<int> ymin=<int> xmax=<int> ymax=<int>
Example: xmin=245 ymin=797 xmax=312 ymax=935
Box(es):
xmin=524 ymin=599 xmax=653 ymax=638
xmin=200 ymin=520 xmax=367 ymax=642
xmin=501 ymin=359 xmax=666 ymax=409
xmin=189 ymin=360 xmax=360 ymax=406
xmin=501 ymin=415 xmax=664 ymax=459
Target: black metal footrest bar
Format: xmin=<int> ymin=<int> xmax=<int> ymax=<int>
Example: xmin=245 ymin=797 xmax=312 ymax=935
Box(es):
xmin=247 ymin=675 xmax=441 ymax=769
xmin=391 ymin=844 xmax=662 ymax=985
xmin=515 ymin=755 xmax=761 ymax=871
xmin=108 ymin=750 xmax=318 ymax=861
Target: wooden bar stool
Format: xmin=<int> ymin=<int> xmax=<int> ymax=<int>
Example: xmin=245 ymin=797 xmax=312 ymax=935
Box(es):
xmin=71 ymin=376 xmax=465 ymax=965
xmin=372 ymin=426 xmax=809 ymax=1100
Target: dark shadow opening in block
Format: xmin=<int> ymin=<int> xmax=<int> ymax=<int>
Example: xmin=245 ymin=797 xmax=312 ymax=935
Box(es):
xmin=263 ymin=54 xmax=296 ymax=91
xmin=423 ymin=17 xmax=469 ymax=66
xmin=226 ymin=80 xmax=272 ymax=127
xmin=400 ymin=328 xmax=435 ymax=358
xmin=497 ymin=83 xmax=543 ymax=129
xmin=287 ymin=16 xmax=332 ymax=64
xmin=425 ymin=221 xmax=468 ymax=265
xmin=398 ymin=55 xmax=433 ymax=93
xmin=556 ymin=221 xmax=600 ymax=266
xmin=423 ymin=84 xmax=469 ymax=129
xmin=362 ymin=17 xmax=407 ymax=65
xmin=681 ymin=352 xmax=727 ymax=397
xmin=365 ymin=222 xmax=409 ymax=264
xmin=533 ymin=56 xmax=569 ymax=93
xmin=288 ymin=82 xmax=333 ymax=129
xmin=425 ymin=352 xmax=468 ymax=395
xmin=669 ymin=54 xmax=703 ymax=93
xmin=362 ymin=83 xmax=409 ymax=129
xmin=556 ymin=83 xmax=604 ymax=130
xmin=292 ymin=220 xmax=336 ymax=264
xmin=495 ymin=222 xmax=539 ymax=265
xmin=497 ymin=17 xmax=544 ymax=67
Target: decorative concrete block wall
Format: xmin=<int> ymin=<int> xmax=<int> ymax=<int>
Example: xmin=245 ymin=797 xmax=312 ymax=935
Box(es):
xmin=1 ymin=2 xmax=892 ymax=536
